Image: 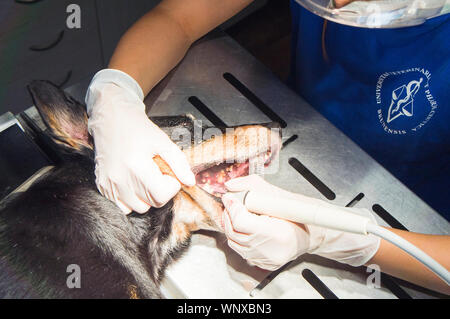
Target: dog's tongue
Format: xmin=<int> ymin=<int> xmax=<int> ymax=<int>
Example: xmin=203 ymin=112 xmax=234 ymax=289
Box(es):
xmin=196 ymin=162 xmax=250 ymax=196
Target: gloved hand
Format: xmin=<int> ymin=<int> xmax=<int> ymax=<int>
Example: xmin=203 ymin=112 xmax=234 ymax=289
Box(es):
xmin=222 ymin=175 xmax=380 ymax=270
xmin=85 ymin=69 xmax=195 ymax=214
xmin=222 ymin=192 xmax=310 ymax=271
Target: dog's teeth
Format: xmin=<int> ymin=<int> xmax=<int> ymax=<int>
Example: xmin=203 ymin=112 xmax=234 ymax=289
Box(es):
xmin=249 ymin=153 xmax=265 ymax=175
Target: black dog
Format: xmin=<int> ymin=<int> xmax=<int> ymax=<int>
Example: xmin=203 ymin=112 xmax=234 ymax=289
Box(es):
xmin=0 ymin=81 xmax=280 ymax=298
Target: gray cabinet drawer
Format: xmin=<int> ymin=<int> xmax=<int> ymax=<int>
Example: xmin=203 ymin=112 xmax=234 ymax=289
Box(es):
xmin=0 ymin=44 xmax=102 ymax=114
xmin=0 ymin=0 xmax=103 ymax=114
xmin=0 ymin=0 xmax=51 ymax=38
xmin=0 ymin=0 xmax=99 ymax=85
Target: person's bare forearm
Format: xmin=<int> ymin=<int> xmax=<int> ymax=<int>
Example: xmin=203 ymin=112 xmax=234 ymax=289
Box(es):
xmin=109 ymin=6 xmax=190 ymax=95
xmin=366 ymin=228 xmax=450 ymax=295
xmin=109 ymin=0 xmax=253 ymax=96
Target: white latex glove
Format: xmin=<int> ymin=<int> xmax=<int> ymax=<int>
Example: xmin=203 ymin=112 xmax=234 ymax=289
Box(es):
xmin=222 ymin=175 xmax=380 ymax=270
xmin=222 ymin=192 xmax=310 ymax=271
xmin=86 ymin=69 xmax=195 ymax=214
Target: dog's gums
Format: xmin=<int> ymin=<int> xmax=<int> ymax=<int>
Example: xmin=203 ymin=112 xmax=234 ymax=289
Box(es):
xmin=195 ymin=150 xmax=274 ymax=197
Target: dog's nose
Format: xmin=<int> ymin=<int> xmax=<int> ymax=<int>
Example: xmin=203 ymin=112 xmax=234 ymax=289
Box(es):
xmin=260 ymin=122 xmax=281 ymax=130
xmin=260 ymin=122 xmax=282 ymax=139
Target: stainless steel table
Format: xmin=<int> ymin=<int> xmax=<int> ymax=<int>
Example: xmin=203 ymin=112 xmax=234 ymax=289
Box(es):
xmin=25 ymin=32 xmax=449 ymax=299
xmin=144 ymin=33 xmax=449 ymax=299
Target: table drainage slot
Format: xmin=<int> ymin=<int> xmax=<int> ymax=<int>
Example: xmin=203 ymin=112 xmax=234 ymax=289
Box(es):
xmin=249 ymin=262 xmax=292 ymax=297
xmin=188 ymin=96 xmax=228 ymax=128
xmin=223 ymin=73 xmax=287 ymax=128
xmin=346 ymin=193 xmax=365 ymax=207
xmin=372 ymin=204 xmax=408 ymax=231
xmin=379 ymin=273 xmax=412 ymax=299
xmin=288 ymin=157 xmax=336 ymax=200
xmin=282 ymin=134 xmax=298 ymax=149
xmin=301 ymin=269 xmax=338 ymax=299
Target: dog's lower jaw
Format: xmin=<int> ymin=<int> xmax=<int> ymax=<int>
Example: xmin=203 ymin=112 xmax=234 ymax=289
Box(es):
xmin=172 ymin=190 xmax=223 ymax=233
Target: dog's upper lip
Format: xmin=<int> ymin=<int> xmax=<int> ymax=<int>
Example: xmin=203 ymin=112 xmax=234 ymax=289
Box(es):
xmin=180 ymin=124 xmax=282 ymax=210
xmin=189 ymin=144 xmax=279 ymax=175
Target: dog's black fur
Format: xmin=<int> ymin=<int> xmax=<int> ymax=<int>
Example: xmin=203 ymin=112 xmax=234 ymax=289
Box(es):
xmin=0 ymin=81 xmax=281 ymax=299
xmin=0 ymin=81 xmax=190 ymax=298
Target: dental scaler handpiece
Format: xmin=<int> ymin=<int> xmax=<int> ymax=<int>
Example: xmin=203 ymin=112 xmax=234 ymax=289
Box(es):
xmin=231 ymin=190 xmax=450 ymax=285
xmin=233 ymin=190 xmax=373 ymax=235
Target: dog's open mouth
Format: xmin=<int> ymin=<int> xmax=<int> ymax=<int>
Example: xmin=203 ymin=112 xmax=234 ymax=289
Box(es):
xmin=178 ymin=124 xmax=282 ymax=213
xmin=170 ymin=123 xmax=282 ymax=231
xmin=195 ymin=149 xmax=275 ymax=197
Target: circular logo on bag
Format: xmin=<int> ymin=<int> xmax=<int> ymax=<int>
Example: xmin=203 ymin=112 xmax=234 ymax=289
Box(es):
xmin=375 ymin=68 xmax=438 ymax=135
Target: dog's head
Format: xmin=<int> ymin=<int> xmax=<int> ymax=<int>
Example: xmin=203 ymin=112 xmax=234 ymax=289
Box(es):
xmin=27 ymin=80 xmax=282 ymax=231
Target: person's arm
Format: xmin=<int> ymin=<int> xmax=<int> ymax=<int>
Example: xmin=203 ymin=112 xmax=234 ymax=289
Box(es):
xmin=85 ymin=0 xmax=252 ymax=214
xmin=109 ymin=0 xmax=253 ymax=95
xmin=367 ymin=228 xmax=450 ymax=295
xmin=222 ymin=175 xmax=450 ymax=295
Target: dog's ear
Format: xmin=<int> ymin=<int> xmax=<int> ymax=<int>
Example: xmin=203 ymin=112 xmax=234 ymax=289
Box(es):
xmin=27 ymin=80 xmax=92 ymax=151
